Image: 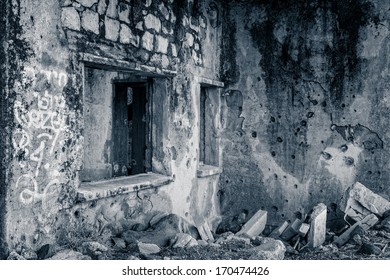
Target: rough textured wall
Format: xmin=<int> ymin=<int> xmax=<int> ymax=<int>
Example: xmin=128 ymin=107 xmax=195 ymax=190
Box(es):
xmin=5 ymin=0 xmax=223 ymax=253
xmin=219 ymin=0 xmax=390 ymax=229
xmin=0 ymin=0 xmax=8 ymax=259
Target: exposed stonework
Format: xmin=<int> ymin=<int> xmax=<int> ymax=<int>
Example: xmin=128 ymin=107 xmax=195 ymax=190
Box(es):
xmin=81 ymin=8 xmax=99 ymax=34
xmin=61 ymin=7 xmax=81 ymax=31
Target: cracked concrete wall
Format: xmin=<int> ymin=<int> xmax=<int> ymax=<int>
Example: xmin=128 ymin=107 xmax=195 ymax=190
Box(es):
xmin=219 ymin=0 xmax=390 ymax=229
xmin=3 ymin=0 xmax=223 ymax=255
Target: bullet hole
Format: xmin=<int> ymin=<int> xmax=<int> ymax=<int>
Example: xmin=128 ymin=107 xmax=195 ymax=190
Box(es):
xmin=352 ymin=95 xmax=356 ymax=98
xmin=225 ymin=180 xmax=229 ymax=183
xmin=271 ymin=151 xmax=276 ymax=157
xmin=270 ymin=116 xmax=275 ymax=122
xmin=74 ymin=210 xmax=80 ymax=218
xmin=368 ymin=171 xmax=372 ymax=175
xmin=281 ymin=214 xmax=285 ymax=218
xmin=278 ymin=115 xmax=282 ymax=119
xmin=300 ymin=120 xmax=307 ymax=126
xmin=251 ymin=131 xmax=257 ymax=138
xmin=311 ymin=100 xmax=318 ymax=105
xmin=341 ymin=103 xmax=346 ymax=108
xmin=296 ymin=128 xmax=300 ymax=132
xmin=321 ymin=151 xmax=332 ymax=160
xmin=344 ymin=157 xmax=354 ymax=166
xmin=294 ymin=184 xmax=298 ymax=189
xmin=320 ymin=189 xmax=323 ymax=193
xmin=274 ymin=173 xmax=278 ymax=179
xmin=90 ymin=201 xmax=96 ymax=208
xmin=257 ymin=77 xmax=261 ymax=81
xmin=294 ymin=211 xmax=302 ymax=219
xmin=277 ymin=137 xmax=283 ymax=143
xmin=272 ymin=206 xmax=279 ymax=212
xmin=321 ymin=101 xmax=327 ymax=107
xmin=321 ymin=140 xmax=324 ymax=144
xmin=291 ymin=155 xmax=295 ymax=159
xmin=285 ymin=199 xmax=289 ymax=203
xmin=306 ymin=112 xmax=314 ymax=118
xmin=377 ymin=171 xmax=381 ymax=175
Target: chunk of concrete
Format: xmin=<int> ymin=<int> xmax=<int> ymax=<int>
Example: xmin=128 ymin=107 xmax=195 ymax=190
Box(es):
xmin=298 ymin=223 xmax=310 ymax=237
xmin=307 ymin=203 xmax=327 ymax=248
xmin=247 ymin=239 xmax=286 ymax=260
xmin=197 ymin=221 xmax=214 ymax=242
xmin=48 ymin=249 xmax=91 ymax=260
xmin=138 ymin=242 xmax=161 ymax=255
xmin=236 ymin=210 xmax=267 ymax=237
xmin=340 ymin=182 xmax=390 ymax=221
xmin=269 ymin=221 xmax=289 ymax=238
xmin=333 ymin=213 xmax=379 ymax=247
xmin=280 ymin=218 xmax=302 ymax=241
xmin=171 ymin=233 xmax=197 ymax=248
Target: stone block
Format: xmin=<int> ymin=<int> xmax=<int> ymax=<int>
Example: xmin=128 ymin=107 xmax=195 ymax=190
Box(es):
xmin=97 ymin=0 xmax=107 ymax=15
xmin=280 ymin=218 xmax=302 ymax=241
xmin=106 ymin=0 xmax=118 ymax=19
xmin=171 ymin=43 xmax=177 ymax=57
xmin=159 ymin=3 xmax=170 ymax=20
xmin=307 ymin=203 xmax=327 ymax=248
xmin=118 ymin=2 xmax=131 ymax=24
xmin=136 ymin=21 xmax=144 ymax=30
xmin=144 ymin=14 xmax=161 ymax=32
xmin=120 ymin=24 xmax=138 ymax=46
xmin=161 ymin=55 xmax=169 ymax=68
xmin=77 ymin=0 xmax=98 ymax=8
xmin=186 ymin=32 xmax=194 ymax=47
xmin=61 ymin=7 xmax=81 ymax=31
xmin=81 ymin=9 xmax=99 ymax=34
xmin=137 ymin=242 xmax=161 ymax=255
xmin=269 ymin=221 xmax=289 ymax=238
xmin=142 ymin=31 xmax=154 ymax=51
xmin=340 ymin=182 xmax=390 ymax=220
xmin=105 ymin=17 xmax=120 ymax=41
xmin=298 ymin=223 xmax=310 ymax=237
xmin=236 ymin=210 xmax=267 ymax=237
xmin=156 ymin=35 xmax=169 ymax=54
xmin=333 ymin=213 xmax=379 ymax=247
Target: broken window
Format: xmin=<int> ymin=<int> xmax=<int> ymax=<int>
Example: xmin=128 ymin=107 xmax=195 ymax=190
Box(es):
xmin=198 ymin=84 xmax=221 ymax=169
xmin=81 ymin=67 xmax=153 ymax=182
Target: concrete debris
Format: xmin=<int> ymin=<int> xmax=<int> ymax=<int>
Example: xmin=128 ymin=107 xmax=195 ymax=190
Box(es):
xmin=196 ymin=221 xmax=214 ymax=242
xmin=7 ymin=251 xmax=26 ymax=260
xmin=48 ymin=249 xmax=92 ymax=260
xmin=280 ymin=218 xmax=302 ymax=241
xmin=216 ymin=211 xmax=247 ymax=234
xmin=269 ymin=221 xmax=289 ymax=238
xmin=298 ymin=223 xmax=310 ymax=237
xmin=112 ymin=237 xmax=127 ymax=249
xmin=247 ymin=239 xmax=286 ymax=260
xmin=333 ymin=214 xmax=379 ymax=247
xmin=137 ymin=242 xmax=161 ymax=256
xmin=307 ymin=203 xmax=327 ymax=248
xmin=236 ymin=210 xmax=267 ymax=238
xmin=149 ymin=211 xmax=169 ymax=227
xmin=340 ymin=182 xmax=390 ymax=222
xmin=81 ymin=241 xmax=108 ymax=257
xmin=171 ymin=233 xmax=198 ymax=249
xmin=357 ymin=241 xmax=382 ymax=255
xmin=21 ymin=248 xmax=38 ymax=260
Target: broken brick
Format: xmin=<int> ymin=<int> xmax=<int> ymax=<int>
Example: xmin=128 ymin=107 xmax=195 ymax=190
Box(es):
xmin=197 ymin=221 xmax=214 ymax=242
xmin=236 ymin=210 xmax=267 ymax=238
xmin=333 ymin=214 xmax=379 ymax=247
xmin=269 ymin=221 xmax=289 ymax=238
xmin=298 ymin=223 xmax=310 ymax=237
xmin=307 ymin=203 xmax=327 ymax=248
xmin=340 ymin=182 xmax=390 ymax=221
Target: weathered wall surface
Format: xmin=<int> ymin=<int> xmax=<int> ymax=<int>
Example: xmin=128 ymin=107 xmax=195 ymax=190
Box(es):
xmin=4 ymin=0 xmax=223 ymax=254
xmin=219 ymin=0 xmax=390 ymax=228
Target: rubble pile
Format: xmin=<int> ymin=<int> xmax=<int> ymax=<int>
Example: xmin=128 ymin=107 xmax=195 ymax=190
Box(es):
xmin=7 ymin=182 xmax=390 ymax=260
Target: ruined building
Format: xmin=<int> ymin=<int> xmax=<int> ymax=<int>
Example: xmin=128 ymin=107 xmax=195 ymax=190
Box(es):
xmin=0 ymin=0 xmax=389 ymax=258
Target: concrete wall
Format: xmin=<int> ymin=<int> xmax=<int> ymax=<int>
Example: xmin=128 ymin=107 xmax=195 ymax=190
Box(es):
xmin=219 ymin=0 xmax=390 ymax=228
xmin=3 ymin=0 xmax=224 ymax=254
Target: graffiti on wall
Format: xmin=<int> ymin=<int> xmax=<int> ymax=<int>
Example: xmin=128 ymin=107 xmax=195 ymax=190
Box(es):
xmin=13 ymin=67 xmax=69 ymax=209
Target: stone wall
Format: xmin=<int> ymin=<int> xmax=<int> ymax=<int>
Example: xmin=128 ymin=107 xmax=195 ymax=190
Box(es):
xmin=3 ymin=0 xmax=223 ymax=254
xmin=219 ymin=0 xmax=390 ymax=229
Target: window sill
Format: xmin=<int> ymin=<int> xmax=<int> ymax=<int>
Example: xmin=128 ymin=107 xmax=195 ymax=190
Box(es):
xmin=197 ymin=164 xmax=222 ymax=178
xmin=77 ymin=173 xmax=173 ymax=202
